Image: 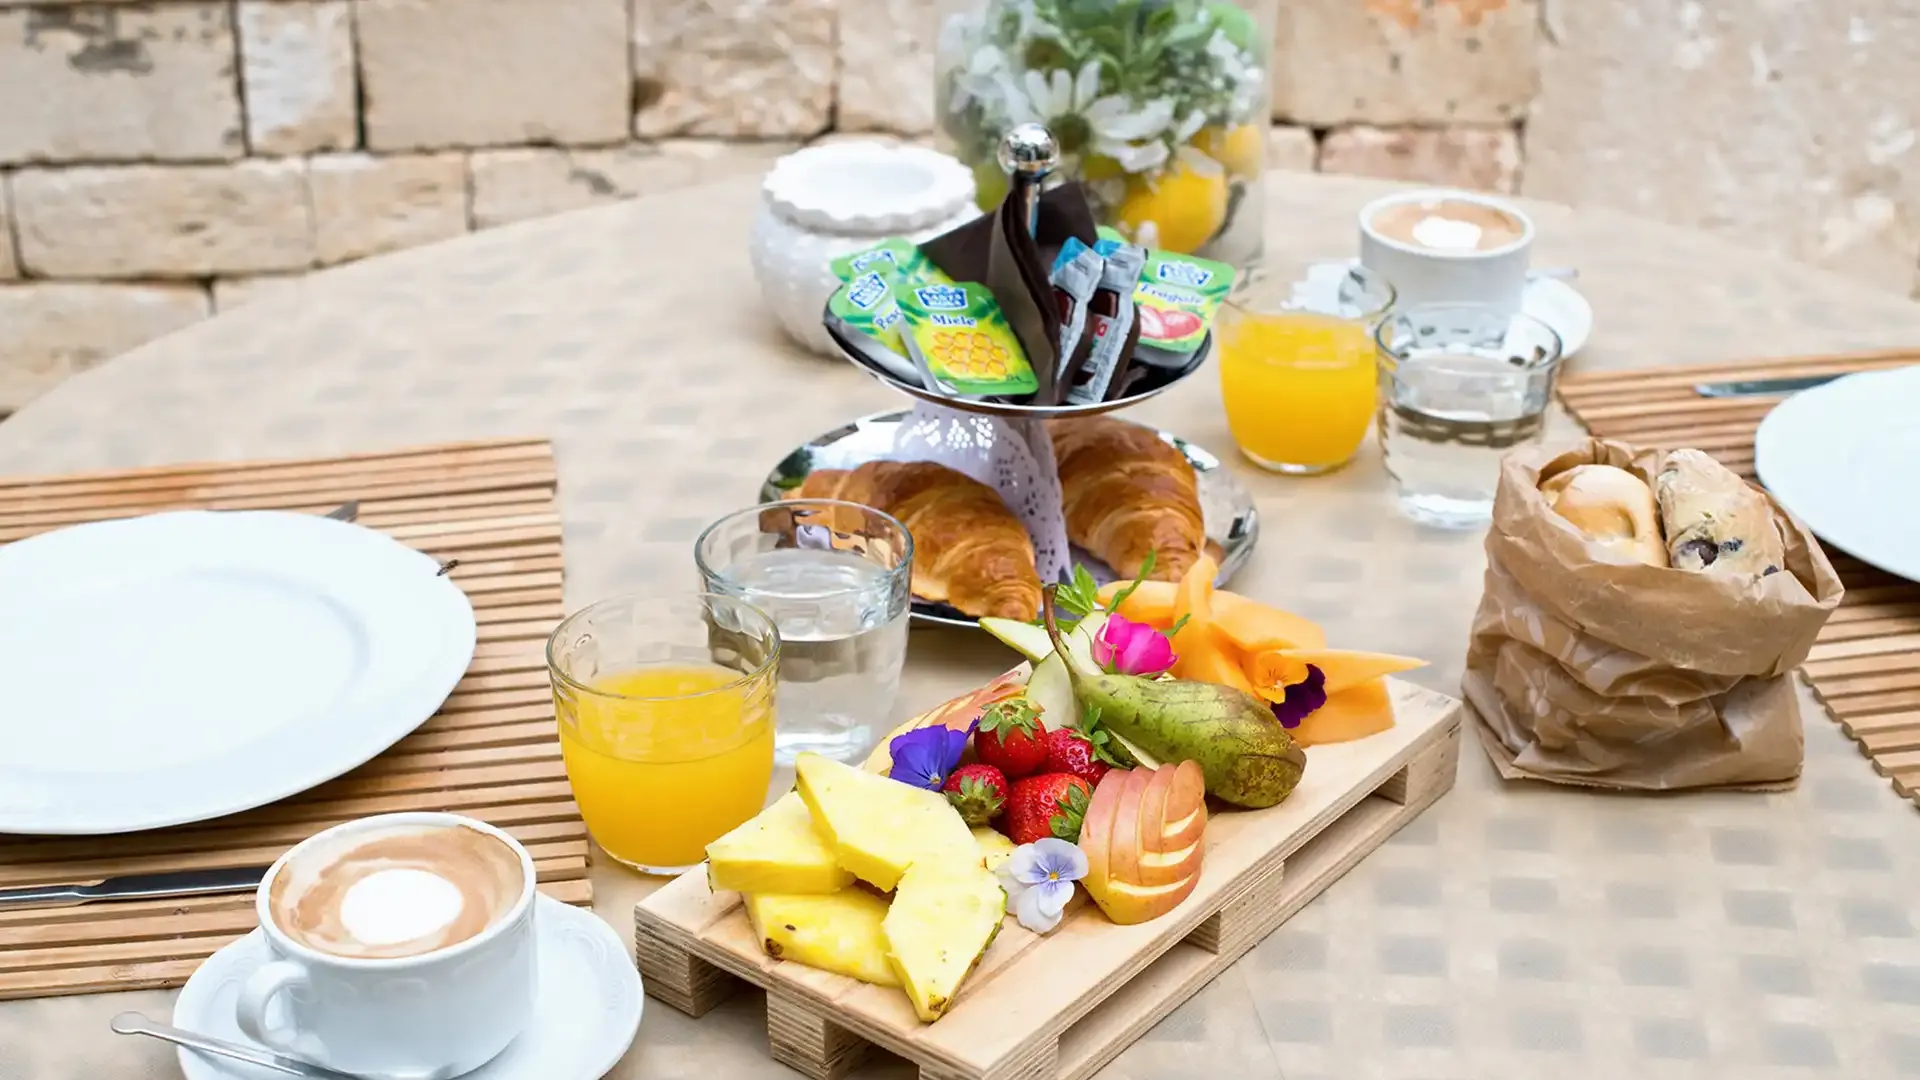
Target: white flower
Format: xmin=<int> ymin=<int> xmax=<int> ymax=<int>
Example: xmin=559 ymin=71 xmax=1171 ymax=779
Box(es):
xmin=992 ymin=60 xmax=1177 ymax=175
xmin=997 ymin=838 xmax=1088 ymax=934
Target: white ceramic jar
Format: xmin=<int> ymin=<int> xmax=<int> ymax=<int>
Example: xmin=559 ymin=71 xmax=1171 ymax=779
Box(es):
xmin=750 ymin=141 xmax=979 ymax=358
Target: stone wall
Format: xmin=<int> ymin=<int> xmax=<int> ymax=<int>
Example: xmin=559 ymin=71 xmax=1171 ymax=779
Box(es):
xmin=0 ymin=0 xmax=1916 ymax=412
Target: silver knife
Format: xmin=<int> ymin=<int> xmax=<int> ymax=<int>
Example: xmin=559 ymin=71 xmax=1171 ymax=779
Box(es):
xmin=1692 ymin=373 xmax=1844 ymax=398
xmin=0 ymin=865 xmax=269 ymax=910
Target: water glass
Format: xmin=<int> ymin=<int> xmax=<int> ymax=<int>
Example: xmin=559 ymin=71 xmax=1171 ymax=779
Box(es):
xmin=546 ymin=592 xmax=779 ymax=875
xmin=1218 ymin=262 xmax=1396 ymax=473
xmin=1374 ymin=303 xmax=1565 ymax=528
xmin=695 ymin=500 xmax=913 ymax=765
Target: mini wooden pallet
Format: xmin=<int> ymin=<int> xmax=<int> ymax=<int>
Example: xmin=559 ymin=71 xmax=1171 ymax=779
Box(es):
xmin=0 ymin=438 xmax=589 ymax=1000
xmin=636 ymin=680 xmax=1462 ymax=1080
xmin=1557 ymin=350 xmax=1920 ymax=805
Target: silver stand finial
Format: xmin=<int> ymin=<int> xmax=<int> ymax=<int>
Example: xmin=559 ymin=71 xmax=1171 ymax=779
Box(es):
xmin=998 ymin=123 xmax=1058 ymax=239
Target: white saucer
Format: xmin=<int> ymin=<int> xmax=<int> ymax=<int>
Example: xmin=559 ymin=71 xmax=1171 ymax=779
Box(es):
xmin=1330 ymin=260 xmax=1593 ymax=358
xmin=170 ymin=897 xmax=642 ymax=1080
xmin=1523 ymin=275 xmax=1592 ymax=359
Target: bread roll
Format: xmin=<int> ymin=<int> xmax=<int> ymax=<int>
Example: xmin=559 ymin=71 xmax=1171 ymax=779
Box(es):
xmin=1653 ymin=449 xmax=1785 ymax=576
xmin=1539 ymin=464 xmax=1668 ymax=567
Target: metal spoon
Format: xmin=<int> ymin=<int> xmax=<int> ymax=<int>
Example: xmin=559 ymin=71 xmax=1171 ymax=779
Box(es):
xmin=110 ymin=1012 xmax=357 ymax=1079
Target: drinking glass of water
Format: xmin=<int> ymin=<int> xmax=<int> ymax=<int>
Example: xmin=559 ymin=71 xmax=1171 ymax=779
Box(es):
xmin=695 ymin=500 xmax=913 ymax=764
xmin=1374 ymin=303 xmax=1564 ymax=528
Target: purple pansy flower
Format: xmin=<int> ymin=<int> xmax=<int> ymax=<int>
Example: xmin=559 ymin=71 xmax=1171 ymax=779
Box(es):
xmin=997 ymin=838 xmax=1088 ymax=934
xmin=1269 ymin=664 xmax=1327 ymax=730
xmin=1091 ymin=614 xmax=1177 ymax=677
xmin=886 ymin=720 xmax=976 ymax=790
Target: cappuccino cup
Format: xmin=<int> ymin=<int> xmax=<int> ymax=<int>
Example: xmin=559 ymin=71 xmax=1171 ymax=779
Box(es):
xmin=1359 ymin=189 xmax=1534 ymax=315
xmin=237 ymin=813 xmax=537 ymax=1078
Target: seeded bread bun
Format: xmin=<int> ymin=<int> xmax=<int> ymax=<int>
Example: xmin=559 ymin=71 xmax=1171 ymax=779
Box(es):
xmin=1653 ymin=449 xmax=1785 ymax=576
xmin=1540 ymin=464 xmax=1668 ymax=568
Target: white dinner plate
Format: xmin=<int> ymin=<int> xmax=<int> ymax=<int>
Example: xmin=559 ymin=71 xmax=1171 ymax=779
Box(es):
xmin=1755 ymin=365 xmax=1920 ymax=582
xmin=0 ymin=511 xmax=477 ymax=834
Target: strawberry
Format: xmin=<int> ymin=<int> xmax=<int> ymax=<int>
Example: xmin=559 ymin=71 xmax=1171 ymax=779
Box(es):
xmin=1000 ymin=773 xmax=1092 ymax=845
xmin=1042 ymin=728 xmax=1115 ymax=787
xmin=974 ymin=697 xmax=1049 ymax=779
xmin=942 ymin=764 xmax=1009 ymax=826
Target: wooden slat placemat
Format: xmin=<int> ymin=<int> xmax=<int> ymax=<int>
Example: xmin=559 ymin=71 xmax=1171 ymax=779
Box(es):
xmin=0 ymin=438 xmax=588 ymax=1001
xmin=1558 ymin=349 xmax=1920 ymax=805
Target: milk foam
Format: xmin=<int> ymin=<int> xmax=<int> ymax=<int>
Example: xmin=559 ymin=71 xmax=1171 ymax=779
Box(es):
xmin=1408 ymin=216 xmax=1484 ymax=251
xmin=339 ymin=868 xmax=466 ymax=946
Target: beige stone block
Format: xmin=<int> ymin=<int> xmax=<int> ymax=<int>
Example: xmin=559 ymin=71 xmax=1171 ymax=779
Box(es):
xmin=238 ymin=1 xmax=356 ymax=155
xmin=0 ymin=182 xmax=17 ymax=279
xmin=12 ymin=161 xmax=314 ymax=278
xmin=211 ymin=274 xmax=310 ymax=312
xmin=309 ymin=153 xmax=467 ymax=265
xmin=1272 ymin=0 xmax=1537 ymax=126
xmin=470 ymin=141 xmax=795 ymax=229
xmin=634 ymin=0 xmax=835 ymax=137
xmin=0 ymin=5 xmax=244 ymax=165
xmin=1268 ymin=124 xmax=1317 ymax=173
xmin=0 ymin=283 xmax=209 ymax=411
xmin=1319 ymin=125 xmax=1521 ymax=193
xmin=358 ymin=0 xmax=628 ymax=151
xmin=1523 ymin=0 xmax=1920 ymax=291
xmin=838 ymin=0 xmax=936 ymax=134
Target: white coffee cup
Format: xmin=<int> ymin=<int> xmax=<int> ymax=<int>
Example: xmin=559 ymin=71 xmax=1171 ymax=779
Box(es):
xmin=1358 ymin=189 xmax=1535 ymax=315
xmin=236 ymin=812 xmax=538 ymax=1078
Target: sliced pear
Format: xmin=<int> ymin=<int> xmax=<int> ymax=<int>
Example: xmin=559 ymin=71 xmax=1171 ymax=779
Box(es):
xmin=1025 ymin=652 xmax=1076 ymax=730
xmin=980 ymin=617 xmax=1053 ymax=663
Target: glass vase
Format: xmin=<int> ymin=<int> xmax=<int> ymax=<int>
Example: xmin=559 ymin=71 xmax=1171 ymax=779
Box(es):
xmin=934 ymin=0 xmax=1273 ymax=274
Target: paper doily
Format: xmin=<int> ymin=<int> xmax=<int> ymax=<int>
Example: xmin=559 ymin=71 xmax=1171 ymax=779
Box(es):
xmin=889 ymin=401 xmax=1071 ymax=584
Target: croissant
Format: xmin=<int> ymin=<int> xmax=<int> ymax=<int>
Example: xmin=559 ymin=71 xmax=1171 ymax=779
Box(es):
xmin=792 ymin=460 xmax=1042 ymax=621
xmin=1050 ymin=416 xmax=1205 ymax=583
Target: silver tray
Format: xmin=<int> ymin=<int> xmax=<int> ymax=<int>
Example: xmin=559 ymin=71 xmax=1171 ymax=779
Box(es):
xmin=822 ymin=308 xmax=1213 ymax=420
xmin=760 ymin=409 xmax=1259 ymax=629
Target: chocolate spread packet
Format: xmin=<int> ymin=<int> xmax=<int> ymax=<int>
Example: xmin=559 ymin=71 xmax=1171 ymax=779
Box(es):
xmin=1065 ymin=242 xmax=1144 ymax=405
xmin=1048 ymin=239 xmax=1104 ymax=388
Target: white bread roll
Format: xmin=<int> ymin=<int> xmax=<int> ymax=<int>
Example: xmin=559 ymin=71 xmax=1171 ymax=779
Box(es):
xmin=1539 ymin=464 xmax=1668 ymax=567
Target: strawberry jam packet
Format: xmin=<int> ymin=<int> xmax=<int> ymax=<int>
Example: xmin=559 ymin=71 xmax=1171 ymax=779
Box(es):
xmin=896 ymin=281 xmax=1039 ymax=398
xmin=1132 ymin=249 xmax=1235 ymax=361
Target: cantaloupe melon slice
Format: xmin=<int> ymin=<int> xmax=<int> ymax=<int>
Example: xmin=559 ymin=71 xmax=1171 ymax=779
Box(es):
xmin=1273 ymin=649 xmax=1426 ymax=695
xmin=1289 ymin=676 xmax=1396 ymax=746
xmin=1096 ymin=580 xmax=1327 ymax=650
xmin=1167 ymin=557 xmax=1259 ymax=694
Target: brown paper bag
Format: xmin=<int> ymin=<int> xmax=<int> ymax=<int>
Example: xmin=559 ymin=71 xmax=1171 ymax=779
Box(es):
xmin=1462 ymin=438 xmax=1845 ymax=792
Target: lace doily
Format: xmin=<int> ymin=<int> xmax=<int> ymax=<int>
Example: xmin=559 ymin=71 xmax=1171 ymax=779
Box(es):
xmin=889 ymin=401 xmax=1071 ymax=584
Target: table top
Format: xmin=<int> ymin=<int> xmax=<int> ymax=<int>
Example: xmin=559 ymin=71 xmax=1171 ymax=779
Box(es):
xmin=3 ymin=171 xmax=1919 ymax=1080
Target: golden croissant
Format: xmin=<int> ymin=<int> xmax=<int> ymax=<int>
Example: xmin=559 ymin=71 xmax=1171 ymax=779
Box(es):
xmin=793 ymin=460 xmax=1042 ymax=621
xmin=1051 ymin=416 xmax=1205 ymax=583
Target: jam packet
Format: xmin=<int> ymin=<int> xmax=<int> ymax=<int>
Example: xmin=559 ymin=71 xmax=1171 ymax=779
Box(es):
xmin=830 ymin=238 xmax=935 ymax=285
xmin=1133 ymin=249 xmax=1235 ymax=360
xmin=1049 ymin=238 xmax=1105 ymax=387
xmin=1065 ymin=242 xmax=1144 ymax=405
xmin=825 ymin=239 xmax=960 ymax=386
xmin=896 ymin=281 xmax=1039 ymax=398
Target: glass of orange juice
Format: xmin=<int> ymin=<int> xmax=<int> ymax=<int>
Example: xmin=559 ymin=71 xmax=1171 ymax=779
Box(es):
xmin=546 ymin=593 xmax=779 ymax=875
xmin=1217 ymin=263 xmax=1396 ymax=474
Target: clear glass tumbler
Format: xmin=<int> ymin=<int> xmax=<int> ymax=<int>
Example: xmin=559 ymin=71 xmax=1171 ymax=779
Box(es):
xmin=547 ymin=592 xmax=780 ymax=875
xmin=1374 ymin=303 xmax=1565 ymax=528
xmin=1218 ymin=262 xmax=1396 ymax=474
xmin=695 ymin=500 xmax=913 ymax=765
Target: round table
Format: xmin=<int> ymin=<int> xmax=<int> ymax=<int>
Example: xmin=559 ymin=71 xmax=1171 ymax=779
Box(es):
xmin=4 ymin=173 xmax=1920 ymax=1080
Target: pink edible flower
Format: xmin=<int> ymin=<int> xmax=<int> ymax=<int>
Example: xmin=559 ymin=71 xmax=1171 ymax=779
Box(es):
xmin=1092 ymin=614 xmax=1177 ymax=677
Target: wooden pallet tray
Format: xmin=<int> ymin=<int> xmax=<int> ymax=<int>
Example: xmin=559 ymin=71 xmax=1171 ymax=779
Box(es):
xmin=636 ymin=680 xmax=1462 ymax=1080
xmin=0 ymin=438 xmax=589 ymax=1000
xmin=1557 ymin=350 xmax=1920 ymax=805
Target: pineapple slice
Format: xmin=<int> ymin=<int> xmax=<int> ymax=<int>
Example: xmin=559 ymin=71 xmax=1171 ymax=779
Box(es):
xmin=744 ymin=890 xmax=900 ymax=987
xmin=794 ymin=752 xmax=977 ymax=892
xmin=884 ymin=859 xmax=1006 ymax=1023
xmin=707 ymin=792 xmax=853 ymax=895
xmin=971 ymin=826 xmax=1017 ymax=873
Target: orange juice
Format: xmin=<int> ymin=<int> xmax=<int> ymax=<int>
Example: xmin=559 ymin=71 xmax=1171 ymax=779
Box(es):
xmin=1219 ymin=307 xmax=1378 ymax=473
xmin=555 ymin=663 xmax=775 ymax=873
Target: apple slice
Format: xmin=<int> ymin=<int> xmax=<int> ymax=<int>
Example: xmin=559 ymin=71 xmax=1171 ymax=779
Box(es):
xmin=1100 ymin=768 xmax=1154 ymax=895
xmin=1132 ymin=763 xmax=1205 ymax=885
xmin=1153 ymin=761 xmax=1207 ymax=854
xmin=1077 ymin=768 xmax=1127 ymax=899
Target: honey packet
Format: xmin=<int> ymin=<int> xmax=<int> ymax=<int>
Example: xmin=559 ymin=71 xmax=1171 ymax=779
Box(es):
xmin=825 ymin=239 xmax=960 ymax=386
xmin=896 ymin=281 xmax=1039 ymax=398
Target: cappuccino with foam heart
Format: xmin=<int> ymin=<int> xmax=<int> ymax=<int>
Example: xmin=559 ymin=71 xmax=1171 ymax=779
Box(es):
xmin=267 ymin=820 xmax=525 ymax=960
